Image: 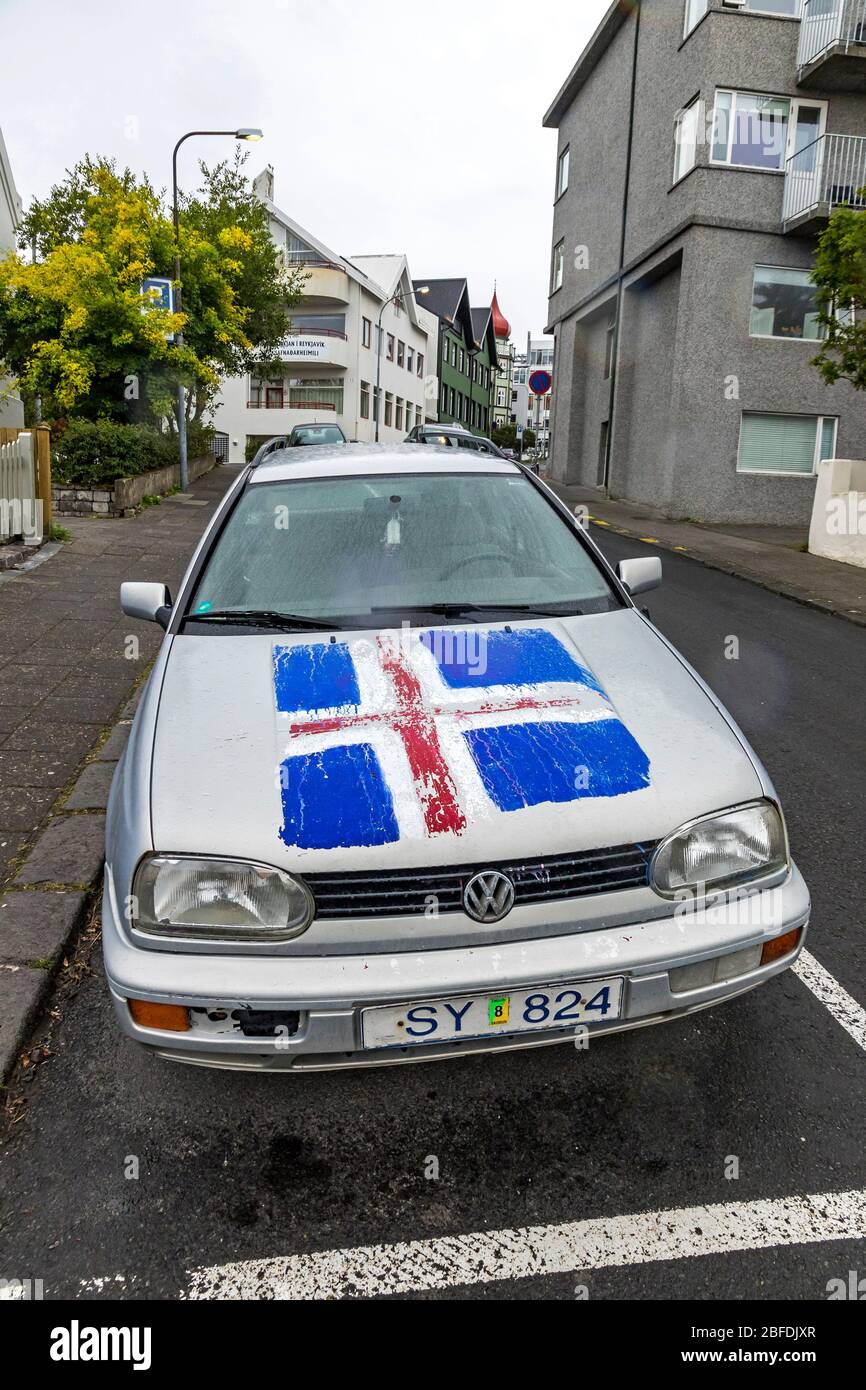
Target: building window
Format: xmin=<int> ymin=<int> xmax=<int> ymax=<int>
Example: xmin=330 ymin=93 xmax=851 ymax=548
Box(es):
xmin=396 ymin=397 xmax=404 ymax=430
xmin=743 ymin=0 xmax=801 ymax=12
xmin=737 ymin=412 xmax=837 ymax=476
xmin=459 ymin=349 xmax=465 ymax=374
xmin=287 ymin=377 xmax=344 ymax=413
xmin=684 ymin=0 xmax=709 ymax=36
xmin=604 ymin=323 xmax=616 ymax=379
xmin=711 ymin=91 xmax=825 ymax=173
xmin=387 ymin=334 xmax=395 ymax=361
xmin=440 ymin=382 xmax=447 ymax=413
xmin=750 ymin=266 xmax=824 ymax=341
xmin=551 ymin=239 xmax=565 ymax=293
xmin=674 ymin=95 xmax=701 ymax=183
xmin=362 ymin=317 xmax=372 ymax=348
xmin=407 ymin=346 xmax=414 ymax=373
xmin=265 ymin=381 xmax=284 ymax=409
xmin=384 ymin=393 xmax=393 ymax=427
xmin=360 ymin=381 xmax=370 ymax=419
xmin=417 ymin=353 xmax=424 ymax=378
xmin=397 ymin=340 xmax=405 ymax=369
xmin=556 ymin=145 xmax=570 ymax=199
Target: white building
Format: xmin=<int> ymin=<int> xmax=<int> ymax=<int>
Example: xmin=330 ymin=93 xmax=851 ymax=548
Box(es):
xmin=214 ymin=168 xmax=438 ymax=463
xmin=0 ymin=126 xmax=24 ymax=428
xmin=511 ymin=334 xmax=555 ymax=455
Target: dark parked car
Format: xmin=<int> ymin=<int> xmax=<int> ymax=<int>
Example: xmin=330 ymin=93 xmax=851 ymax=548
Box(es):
xmin=406 ymin=424 xmax=509 ymax=459
xmin=288 ymin=424 xmax=347 ymax=448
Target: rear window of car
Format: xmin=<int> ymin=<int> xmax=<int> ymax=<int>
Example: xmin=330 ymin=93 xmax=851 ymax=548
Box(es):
xmin=188 ymin=472 xmax=620 ymax=624
xmin=291 ymin=427 xmax=345 ymax=445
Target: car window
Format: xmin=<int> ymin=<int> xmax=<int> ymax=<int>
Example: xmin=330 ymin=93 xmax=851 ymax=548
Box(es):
xmin=189 ymin=473 xmax=620 ymax=622
xmin=291 ymin=426 xmax=345 ymax=446
xmin=456 ymin=436 xmax=481 ymax=451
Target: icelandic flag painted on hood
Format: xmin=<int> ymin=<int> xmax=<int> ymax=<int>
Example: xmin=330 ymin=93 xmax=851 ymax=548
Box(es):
xmin=273 ymin=626 xmax=651 ymax=852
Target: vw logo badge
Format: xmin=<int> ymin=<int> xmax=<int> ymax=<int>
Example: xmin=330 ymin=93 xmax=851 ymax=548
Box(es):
xmin=463 ymin=871 xmax=516 ymax=925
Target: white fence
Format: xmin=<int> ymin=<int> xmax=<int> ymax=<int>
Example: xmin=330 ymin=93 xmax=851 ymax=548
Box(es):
xmin=783 ymin=131 xmax=866 ymax=226
xmin=0 ymin=430 xmax=40 ymax=544
xmin=799 ymin=0 xmax=866 ymax=71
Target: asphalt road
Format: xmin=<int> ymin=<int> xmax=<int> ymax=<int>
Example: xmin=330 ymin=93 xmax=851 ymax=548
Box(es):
xmin=1 ymin=533 xmax=864 ymax=1302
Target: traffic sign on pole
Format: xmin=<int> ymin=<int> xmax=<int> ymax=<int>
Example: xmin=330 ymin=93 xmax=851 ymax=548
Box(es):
xmin=529 ymin=369 xmax=552 ymax=396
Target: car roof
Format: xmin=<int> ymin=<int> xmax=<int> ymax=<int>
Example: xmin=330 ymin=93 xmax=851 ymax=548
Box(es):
xmin=250 ymin=442 xmax=520 ymax=484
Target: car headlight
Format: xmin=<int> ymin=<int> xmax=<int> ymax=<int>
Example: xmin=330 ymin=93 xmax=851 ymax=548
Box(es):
xmin=651 ymin=801 xmax=789 ymax=899
xmin=132 ymin=856 xmax=315 ymax=942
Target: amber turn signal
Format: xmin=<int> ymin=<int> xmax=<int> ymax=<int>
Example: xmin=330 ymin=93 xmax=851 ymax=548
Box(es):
xmin=128 ymin=999 xmax=190 ymax=1033
xmin=761 ymin=930 xmax=803 ymax=968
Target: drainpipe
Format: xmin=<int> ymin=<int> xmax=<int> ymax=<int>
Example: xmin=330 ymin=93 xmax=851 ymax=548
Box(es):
xmin=602 ymin=0 xmax=642 ymax=494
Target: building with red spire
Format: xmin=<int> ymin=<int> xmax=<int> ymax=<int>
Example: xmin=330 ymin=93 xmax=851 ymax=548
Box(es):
xmin=491 ymin=286 xmax=515 ymax=435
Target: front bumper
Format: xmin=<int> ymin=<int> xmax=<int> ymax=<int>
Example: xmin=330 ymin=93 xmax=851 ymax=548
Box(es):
xmin=102 ymin=866 xmax=810 ymax=1072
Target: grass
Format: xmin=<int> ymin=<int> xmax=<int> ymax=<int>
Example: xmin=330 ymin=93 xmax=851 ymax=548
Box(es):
xmin=48 ymin=523 xmax=72 ymax=543
xmin=138 ymin=494 xmax=162 ymax=510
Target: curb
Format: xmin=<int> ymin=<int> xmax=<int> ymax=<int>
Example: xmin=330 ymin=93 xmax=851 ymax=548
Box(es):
xmin=547 ymin=490 xmax=866 ymax=629
xmin=0 ymin=706 xmax=137 ymax=1083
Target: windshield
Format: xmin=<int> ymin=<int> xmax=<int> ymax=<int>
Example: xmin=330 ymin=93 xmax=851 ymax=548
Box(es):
xmin=187 ymin=472 xmax=619 ymax=625
xmin=291 ymin=426 xmax=345 ymax=446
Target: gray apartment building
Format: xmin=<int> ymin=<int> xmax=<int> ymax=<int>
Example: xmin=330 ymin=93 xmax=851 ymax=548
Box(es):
xmin=544 ymin=0 xmax=866 ymax=525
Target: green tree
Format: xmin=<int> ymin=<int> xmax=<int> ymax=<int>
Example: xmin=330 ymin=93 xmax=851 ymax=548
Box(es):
xmin=492 ymin=423 xmax=518 ymax=451
xmin=811 ymin=199 xmax=866 ymax=392
xmin=0 ymin=153 xmax=305 ymax=426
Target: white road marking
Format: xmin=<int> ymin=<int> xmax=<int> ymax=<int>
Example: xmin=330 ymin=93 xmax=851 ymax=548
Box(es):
xmin=181 ymin=1188 xmax=866 ymax=1300
xmin=795 ymin=950 xmax=866 ymax=1054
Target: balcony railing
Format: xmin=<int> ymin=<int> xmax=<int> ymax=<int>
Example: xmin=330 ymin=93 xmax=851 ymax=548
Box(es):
xmin=799 ymin=0 xmax=866 ymax=71
xmin=783 ymin=132 xmax=866 ymax=228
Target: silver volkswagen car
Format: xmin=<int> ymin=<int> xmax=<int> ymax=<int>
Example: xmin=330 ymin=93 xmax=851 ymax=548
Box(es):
xmin=105 ymin=445 xmax=809 ymax=1071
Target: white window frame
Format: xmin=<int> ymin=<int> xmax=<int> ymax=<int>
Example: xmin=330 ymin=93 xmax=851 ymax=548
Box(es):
xmin=683 ymin=0 xmax=709 ymax=39
xmin=710 ymin=89 xmax=827 ymax=175
xmin=551 ymin=239 xmax=565 ymax=293
xmin=736 ymin=411 xmax=838 ymax=477
xmin=673 ymin=94 xmax=702 ymax=185
xmin=750 ymin=264 xmax=827 ymax=343
xmin=556 ymin=145 xmax=570 ymax=199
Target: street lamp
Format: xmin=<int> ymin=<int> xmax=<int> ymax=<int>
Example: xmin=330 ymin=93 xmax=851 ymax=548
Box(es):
xmin=375 ymin=285 xmax=430 ymax=443
xmin=171 ymin=128 xmax=264 ymax=490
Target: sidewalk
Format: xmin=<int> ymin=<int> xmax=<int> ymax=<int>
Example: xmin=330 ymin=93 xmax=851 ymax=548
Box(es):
xmin=0 ymin=465 xmax=236 ymax=1078
xmin=546 ymin=480 xmax=866 ymax=627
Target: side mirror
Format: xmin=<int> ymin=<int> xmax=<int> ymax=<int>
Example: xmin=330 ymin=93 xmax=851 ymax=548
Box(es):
xmin=121 ymin=582 xmax=172 ymax=629
xmin=618 ymin=557 xmax=662 ymax=597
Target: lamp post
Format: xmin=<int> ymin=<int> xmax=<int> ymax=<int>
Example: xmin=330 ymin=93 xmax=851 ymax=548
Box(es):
xmin=171 ymin=127 xmax=263 ymax=489
xmin=375 ymin=285 xmax=429 ymax=443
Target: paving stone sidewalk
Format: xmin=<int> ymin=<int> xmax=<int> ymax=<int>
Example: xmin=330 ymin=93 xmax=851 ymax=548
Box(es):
xmin=546 ymin=480 xmax=866 ymax=626
xmin=0 ymin=465 xmax=237 ymax=1078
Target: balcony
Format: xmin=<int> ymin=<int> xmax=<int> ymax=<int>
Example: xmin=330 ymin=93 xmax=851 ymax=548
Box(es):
xmin=281 ymin=252 xmax=350 ymax=305
xmin=274 ymin=328 xmax=351 ymax=370
xmin=797 ymin=0 xmax=866 ymax=89
xmin=782 ymin=132 xmax=866 ymax=233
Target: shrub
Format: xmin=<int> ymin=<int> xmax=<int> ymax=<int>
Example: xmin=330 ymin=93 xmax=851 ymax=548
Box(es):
xmin=52 ymin=420 xmax=178 ymax=487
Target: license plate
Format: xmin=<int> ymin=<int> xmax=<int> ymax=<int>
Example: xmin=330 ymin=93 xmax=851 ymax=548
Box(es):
xmin=361 ymin=978 xmax=624 ymax=1050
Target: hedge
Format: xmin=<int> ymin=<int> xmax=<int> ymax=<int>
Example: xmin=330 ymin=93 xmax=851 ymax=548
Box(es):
xmin=51 ymin=420 xmax=216 ymax=487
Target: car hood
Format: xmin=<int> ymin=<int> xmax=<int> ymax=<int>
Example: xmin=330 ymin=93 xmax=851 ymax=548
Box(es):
xmin=149 ymin=610 xmax=764 ymax=872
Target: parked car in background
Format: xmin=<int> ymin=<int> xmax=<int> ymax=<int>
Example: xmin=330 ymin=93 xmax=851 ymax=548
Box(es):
xmin=107 ymin=443 xmax=808 ymax=1072
xmin=406 ymin=423 xmax=509 ymax=459
xmin=288 ymin=424 xmax=348 ymax=448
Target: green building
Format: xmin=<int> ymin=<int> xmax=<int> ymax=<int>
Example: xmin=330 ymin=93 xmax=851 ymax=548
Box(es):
xmin=413 ymin=279 xmax=498 ymax=436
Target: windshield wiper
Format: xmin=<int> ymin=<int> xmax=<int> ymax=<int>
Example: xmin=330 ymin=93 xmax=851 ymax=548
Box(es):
xmin=372 ymin=603 xmax=584 ymax=619
xmin=186 ymin=609 xmax=345 ymax=633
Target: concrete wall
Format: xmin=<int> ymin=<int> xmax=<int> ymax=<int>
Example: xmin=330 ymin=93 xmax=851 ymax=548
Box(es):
xmin=545 ymin=0 xmax=866 ymax=524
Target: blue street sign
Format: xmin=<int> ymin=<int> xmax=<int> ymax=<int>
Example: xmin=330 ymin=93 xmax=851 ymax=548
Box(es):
xmin=529 ymin=369 xmax=552 ymax=396
xmin=141 ymin=277 xmax=174 ymax=313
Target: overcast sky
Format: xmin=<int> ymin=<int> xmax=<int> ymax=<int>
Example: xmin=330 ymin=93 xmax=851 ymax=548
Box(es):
xmin=1 ymin=0 xmax=609 ymax=346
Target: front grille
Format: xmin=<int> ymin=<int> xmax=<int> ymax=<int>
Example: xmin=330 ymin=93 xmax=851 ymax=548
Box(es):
xmin=303 ymin=843 xmax=656 ymax=920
